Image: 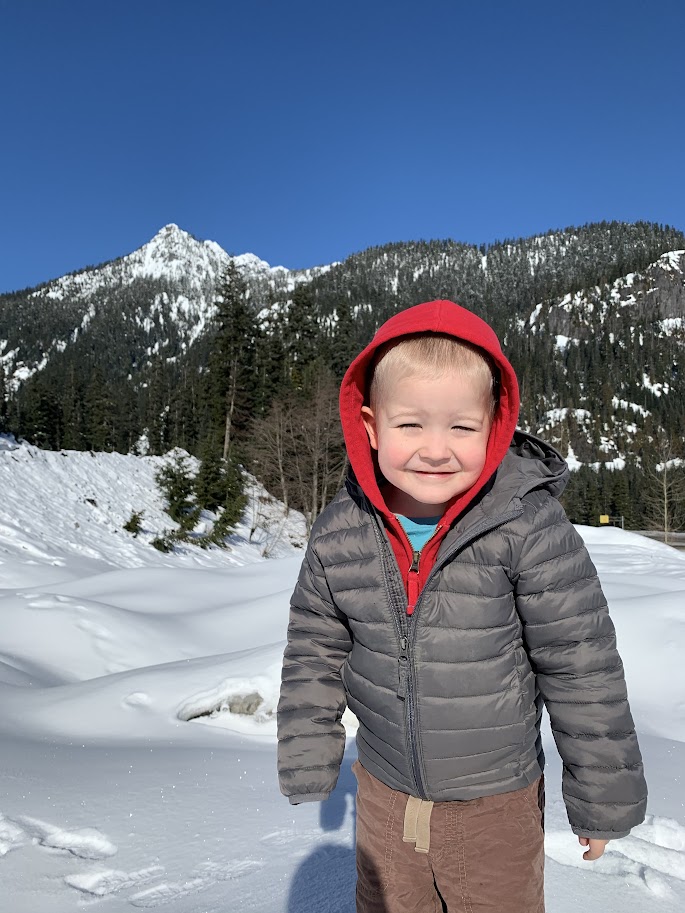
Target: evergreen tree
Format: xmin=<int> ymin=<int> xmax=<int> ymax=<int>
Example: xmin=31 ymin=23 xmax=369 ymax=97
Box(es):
xmin=283 ymin=283 xmax=320 ymax=389
xmin=156 ymin=453 xmax=197 ymax=525
xmin=608 ymin=467 xmax=631 ymax=527
xmin=84 ymin=367 xmax=117 ymax=451
xmin=213 ymin=455 xmax=247 ymax=533
xmin=329 ymin=299 xmax=360 ymax=379
xmin=194 ymin=438 xmax=228 ymax=513
xmin=61 ymin=363 xmax=87 ymax=450
xmin=145 ymin=362 xmax=172 ymax=455
xmin=124 ymin=510 xmax=144 ymax=536
xmin=206 ymin=262 xmax=258 ymax=459
xmin=2 ymin=219 xmax=684 ymax=530
xmin=560 ymin=472 xmax=586 ymax=524
xmin=20 ymin=377 xmax=63 ymax=449
xmin=194 ymin=452 xmax=247 ymax=547
xmin=254 ymin=325 xmax=287 ymax=416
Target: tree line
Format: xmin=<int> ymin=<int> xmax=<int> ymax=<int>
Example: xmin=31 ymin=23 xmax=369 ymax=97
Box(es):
xmin=1 ymin=221 xmax=684 ymax=540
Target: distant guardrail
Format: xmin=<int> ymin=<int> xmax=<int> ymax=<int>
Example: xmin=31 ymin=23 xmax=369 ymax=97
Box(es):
xmin=632 ymin=530 xmax=685 ymax=551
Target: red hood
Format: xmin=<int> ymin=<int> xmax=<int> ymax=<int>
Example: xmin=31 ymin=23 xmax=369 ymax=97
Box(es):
xmin=339 ymin=300 xmax=520 ymax=604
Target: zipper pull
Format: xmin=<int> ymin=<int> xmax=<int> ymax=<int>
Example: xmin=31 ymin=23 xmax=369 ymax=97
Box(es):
xmin=407 ymin=550 xmax=420 ymax=615
xmin=398 ymin=635 xmax=409 ymax=698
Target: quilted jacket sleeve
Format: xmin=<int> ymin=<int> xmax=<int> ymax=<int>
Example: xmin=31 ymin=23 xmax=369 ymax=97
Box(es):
xmin=511 ymin=493 xmax=647 ymax=839
xmin=277 ymin=540 xmax=352 ymax=805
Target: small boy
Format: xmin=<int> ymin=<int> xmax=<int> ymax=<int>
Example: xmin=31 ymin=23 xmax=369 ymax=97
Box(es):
xmin=278 ymin=300 xmax=646 ymax=912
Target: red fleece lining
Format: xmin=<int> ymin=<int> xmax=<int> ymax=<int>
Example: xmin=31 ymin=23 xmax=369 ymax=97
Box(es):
xmin=339 ymin=300 xmax=520 ymax=605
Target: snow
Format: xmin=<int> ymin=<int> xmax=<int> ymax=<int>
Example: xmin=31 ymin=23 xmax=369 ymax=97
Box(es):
xmin=26 ymin=225 xmax=290 ymax=308
xmin=660 ymin=317 xmax=684 ymax=335
xmin=643 ymin=373 xmax=671 ymax=397
xmin=6 ymin=225 xmax=335 ymax=391
xmin=1 ymin=437 xmax=685 ymax=911
xmin=658 ymin=250 xmax=685 ymax=272
xmin=529 ymin=302 xmax=543 ymax=325
xmin=612 ymin=397 xmax=650 ymax=417
xmin=564 ymin=443 xmax=583 ymax=471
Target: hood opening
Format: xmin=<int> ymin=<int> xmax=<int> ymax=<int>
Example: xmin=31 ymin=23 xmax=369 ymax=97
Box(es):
xmin=340 ymin=301 xmax=520 ymax=527
xmin=339 ymin=301 xmax=521 ymax=592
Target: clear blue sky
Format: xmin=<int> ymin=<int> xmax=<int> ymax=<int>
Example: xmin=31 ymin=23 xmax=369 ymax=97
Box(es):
xmin=1 ymin=0 xmax=683 ymax=292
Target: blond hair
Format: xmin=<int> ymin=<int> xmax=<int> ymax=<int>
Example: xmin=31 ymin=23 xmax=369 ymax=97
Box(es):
xmin=368 ymin=333 xmax=498 ymax=414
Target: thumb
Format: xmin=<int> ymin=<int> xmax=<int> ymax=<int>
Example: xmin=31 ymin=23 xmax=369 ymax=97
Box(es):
xmin=578 ymin=836 xmax=609 ymax=861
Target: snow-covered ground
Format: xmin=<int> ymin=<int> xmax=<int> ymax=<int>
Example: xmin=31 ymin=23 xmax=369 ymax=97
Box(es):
xmin=1 ymin=436 xmax=684 ymax=911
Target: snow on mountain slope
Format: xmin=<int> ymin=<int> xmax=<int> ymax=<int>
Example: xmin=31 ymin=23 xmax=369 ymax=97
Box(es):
xmin=29 ymin=224 xmax=285 ymax=304
xmin=0 ymin=224 xmax=331 ymax=389
xmin=530 ymin=249 xmax=685 ymax=336
xmin=0 ymin=433 xmax=306 ymax=589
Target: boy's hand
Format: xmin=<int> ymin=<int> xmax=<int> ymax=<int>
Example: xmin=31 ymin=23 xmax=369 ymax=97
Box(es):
xmin=578 ymin=837 xmax=609 ymax=860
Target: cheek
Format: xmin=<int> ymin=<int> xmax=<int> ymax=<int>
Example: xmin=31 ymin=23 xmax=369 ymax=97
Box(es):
xmin=460 ymin=439 xmax=489 ymax=470
xmin=377 ymin=437 xmax=409 ymax=469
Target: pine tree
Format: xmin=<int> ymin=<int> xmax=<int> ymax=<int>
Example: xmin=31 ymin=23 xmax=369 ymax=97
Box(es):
xmin=61 ymin=363 xmax=87 ymax=450
xmin=283 ymin=283 xmax=320 ymax=389
xmin=213 ymin=455 xmax=247 ymax=534
xmin=560 ymin=470 xmax=586 ymax=524
xmin=196 ymin=453 xmax=247 ymax=547
xmin=156 ymin=454 xmax=197 ymax=525
xmin=21 ymin=377 xmax=63 ymax=449
xmin=609 ymin=467 xmax=631 ymax=527
xmin=145 ymin=362 xmax=172 ymax=455
xmin=124 ymin=510 xmax=144 ymax=536
xmin=329 ymin=299 xmax=360 ymax=379
xmin=194 ymin=439 xmax=228 ymax=513
xmin=84 ymin=367 xmax=116 ymax=451
xmin=206 ymin=262 xmax=258 ymax=459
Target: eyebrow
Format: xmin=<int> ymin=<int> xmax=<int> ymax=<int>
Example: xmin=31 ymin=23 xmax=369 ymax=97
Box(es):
xmin=386 ymin=408 xmax=487 ymax=424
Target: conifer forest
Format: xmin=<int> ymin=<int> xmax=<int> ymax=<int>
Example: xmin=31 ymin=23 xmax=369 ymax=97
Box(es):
xmin=1 ymin=220 xmax=684 ymax=538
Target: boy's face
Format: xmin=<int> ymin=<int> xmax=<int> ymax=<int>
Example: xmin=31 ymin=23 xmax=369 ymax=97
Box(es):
xmin=361 ymin=369 xmax=492 ymax=518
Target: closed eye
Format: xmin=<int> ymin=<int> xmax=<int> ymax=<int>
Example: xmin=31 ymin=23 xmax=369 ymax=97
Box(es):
xmin=398 ymin=423 xmax=421 ymax=429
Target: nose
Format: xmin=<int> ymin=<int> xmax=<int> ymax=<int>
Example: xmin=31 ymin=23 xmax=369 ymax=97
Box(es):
xmin=419 ymin=432 xmax=453 ymax=464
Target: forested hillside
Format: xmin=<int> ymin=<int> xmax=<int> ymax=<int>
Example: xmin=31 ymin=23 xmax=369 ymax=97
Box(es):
xmin=1 ymin=221 xmax=683 ymax=533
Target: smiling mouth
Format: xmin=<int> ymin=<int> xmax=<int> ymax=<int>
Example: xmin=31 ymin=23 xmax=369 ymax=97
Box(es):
xmin=413 ymin=470 xmax=456 ymax=477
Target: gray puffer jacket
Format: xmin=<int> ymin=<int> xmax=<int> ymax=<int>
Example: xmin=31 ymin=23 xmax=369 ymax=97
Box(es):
xmin=278 ymin=432 xmax=647 ymax=839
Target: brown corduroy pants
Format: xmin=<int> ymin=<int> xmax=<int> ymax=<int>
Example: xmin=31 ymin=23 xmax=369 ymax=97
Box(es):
xmin=353 ymin=761 xmax=545 ymax=913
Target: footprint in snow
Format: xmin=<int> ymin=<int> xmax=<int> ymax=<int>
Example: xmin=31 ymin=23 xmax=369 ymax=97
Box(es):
xmin=261 ymin=826 xmax=324 ymax=847
xmin=128 ymin=859 xmax=264 ymax=907
xmin=545 ymin=814 xmax=685 ymax=899
xmin=0 ymin=813 xmax=26 ymax=856
xmin=15 ymin=815 xmax=117 ymax=859
xmin=65 ymin=865 xmax=164 ymax=897
xmin=25 ymin=597 xmax=61 ymax=610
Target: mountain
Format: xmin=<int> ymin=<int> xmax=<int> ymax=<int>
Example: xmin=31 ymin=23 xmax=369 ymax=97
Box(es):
xmin=0 ymin=224 xmax=326 ymax=394
xmin=527 ymin=248 xmax=685 ymax=458
xmin=1 ymin=220 xmax=684 ymax=527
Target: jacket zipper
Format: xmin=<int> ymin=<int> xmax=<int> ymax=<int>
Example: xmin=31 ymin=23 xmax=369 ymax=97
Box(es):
xmin=407 ymin=522 xmax=443 ymax=615
xmin=366 ymin=496 xmax=523 ymax=801
xmin=407 ymin=550 xmax=420 ymax=615
xmin=404 ymin=505 xmax=524 ymax=799
xmin=363 ymin=498 xmax=410 ymax=696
